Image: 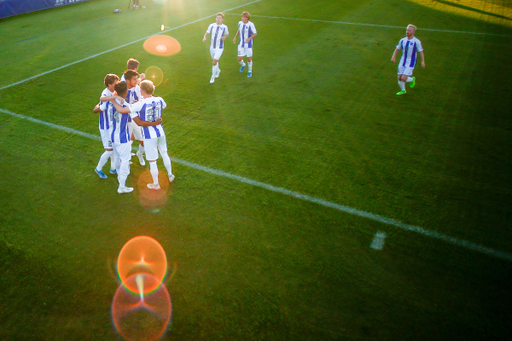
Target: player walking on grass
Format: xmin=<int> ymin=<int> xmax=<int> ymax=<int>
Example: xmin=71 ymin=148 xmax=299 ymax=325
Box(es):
xmin=203 ymin=13 xmax=229 ymax=84
xmin=93 ymin=73 xmax=119 ymax=179
xmin=391 ymin=24 xmax=425 ymax=96
xmin=112 ymin=80 xmax=175 ymax=190
xmin=233 ymin=11 xmax=257 ymax=78
xmin=106 ymin=81 xmax=162 ymax=194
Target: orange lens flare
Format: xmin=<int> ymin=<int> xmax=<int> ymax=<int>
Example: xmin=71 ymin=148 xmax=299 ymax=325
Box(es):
xmin=143 ymin=35 xmax=181 ymax=56
xmin=117 ymin=236 xmax=167 ymax=294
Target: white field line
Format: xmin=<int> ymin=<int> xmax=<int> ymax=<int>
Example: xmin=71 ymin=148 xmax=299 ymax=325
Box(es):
xmin=225 ymin=13 xmax=512 ymax=37
xmin=0 ymin=0 xmax=262 ymax=92
xmin=1 ymin=107 xmax=512 ymax=262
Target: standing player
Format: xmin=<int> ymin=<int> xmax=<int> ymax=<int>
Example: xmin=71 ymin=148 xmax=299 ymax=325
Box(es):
xmin=106 ymin=81 xmax=162 ymax=194
xmin=203 ymin=13 xmax=229 ymax=84
xmin=124 ymin=70 xmax=146 ymax=166
xmin=120 ymin=58 xmax=146 ymax=83
xmin=391 ymin=24 xmax=425 ymax=96
xmin=93 ymin=73 xmax=119 ymax=179
xmin=233 ymin=11 xmax=257 ymax=78
xmin=111 ymin=80 xmax=175 ymax=190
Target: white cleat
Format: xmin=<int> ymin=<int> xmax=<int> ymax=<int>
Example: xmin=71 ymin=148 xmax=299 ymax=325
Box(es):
xmin=215 ymin=69 xmax=221 ymax=78
xmin=169 ymin=174 xmax=175 ymax=183
xmin=147 ymin=183 xmax=161 ymax=190
xmin=136 ymin=150 xmax=145 ymax=166
xmin=210 ymin=76 xmax=215 ymax=83
xmin=118 ymin=186 xmax=134 ymax=194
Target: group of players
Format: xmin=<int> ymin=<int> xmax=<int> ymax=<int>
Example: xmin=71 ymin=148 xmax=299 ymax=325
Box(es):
xmin=93 ymin=11 xmax=425 ymax=194
xmin=93 ymin=58 xmax=174 ymax=194
xmin=203 ymin=11 xmax=257 ymax=83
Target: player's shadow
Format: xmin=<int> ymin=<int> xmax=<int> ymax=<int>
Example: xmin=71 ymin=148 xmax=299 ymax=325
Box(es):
xmin=435 ymin=0 xmax=511 ymax=21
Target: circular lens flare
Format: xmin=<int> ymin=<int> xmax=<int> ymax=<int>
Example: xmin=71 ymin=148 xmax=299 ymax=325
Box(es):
xmin=143 ymin=35 xmax=181 ymax=56
xmin=145 ymin=66 xmax=164 ymax=87
xmin=117 ymin=236 xmax=168 ymax=294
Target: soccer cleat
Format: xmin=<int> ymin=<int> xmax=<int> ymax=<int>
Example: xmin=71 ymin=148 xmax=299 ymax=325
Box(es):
xmin=216 ymin=69 xmax=221 ymax=78
xmin=239 ymin=65 xmax=245 ymax=72
xmin=109 ymin=169 xmax=117 ymax=175
xmin=95 ymin=168 xmax=107 ymax=179
xmin=247 ymin=72 xmax=252 ymax=78
xmin=118 ymin=186 xmax=134 ymax=194
xmin=210 ymin=76 xmax=215 ymax=84
xmin=410 ymin=77 xmax=416 ymax=88
xmin=169 ymin=174 xmax=175 ymax=183
xmin=136 ymin=150 xmax=145 ymax=166
xmin=147 ymin=183 xmax=161 ymax=190
xmin=396 ymin=90 xmax=406 ymax=96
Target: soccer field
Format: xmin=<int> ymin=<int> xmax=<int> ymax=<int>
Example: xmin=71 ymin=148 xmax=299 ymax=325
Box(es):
xmin=1 ymin=0 xmax=512 ymax=340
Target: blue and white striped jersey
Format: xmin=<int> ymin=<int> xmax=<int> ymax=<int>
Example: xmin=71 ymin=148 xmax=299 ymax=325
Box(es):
xmin=98 ymin=88 xmax=114 ymax=131
xmin=396 ymin=37 xmax=423 ymax=68
xmin=129 ymin=96 xmax=167 ymax=140
xmin=207 ymin=23 xmax=229 ymax=49
xmin=100 ymin=99 xmax=131 ymax=144
xmin=126 ymin=85 xmax=141 ymax=104
xmin=237 ymin=21 xmax=257 ymax=48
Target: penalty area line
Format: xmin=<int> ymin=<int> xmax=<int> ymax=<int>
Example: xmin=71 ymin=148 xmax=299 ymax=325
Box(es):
xmin=0 ymin=0 xmax=262 ymax=92
xmin=2 ymin=107 xmax=512 ymax=262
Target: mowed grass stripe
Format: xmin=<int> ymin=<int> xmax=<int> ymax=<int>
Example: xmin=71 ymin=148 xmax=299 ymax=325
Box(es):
xmin=0 ymin=0 xmax=262 ymax=92
xmin=2 ymin=107 xmax=511 ymax=262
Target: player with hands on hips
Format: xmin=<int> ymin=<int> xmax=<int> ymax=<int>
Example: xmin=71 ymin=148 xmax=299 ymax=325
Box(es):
xmin=391 ymin=24 xmax=425 ymax=96
xmin=233 ymin=11 xmax=257 ymax=77
xmin=203 ymin=13 xmax=229 ymax=84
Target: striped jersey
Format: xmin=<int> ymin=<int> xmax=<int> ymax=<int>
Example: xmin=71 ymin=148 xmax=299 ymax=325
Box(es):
xmin=98 ymin=88 xmax=114 ymax=131
xmin=100 ymin=99 xmax=131 ymax=144
xmin=237 ymin=21 xmax=257 ymax=48
xmin=126 ymin=85 xmax=141 ymax=104
xmin=396 ymin=37 xmax=423 ymax=68
xmin=207 ymin=23 xmax=229 ymax=49
xmin=129 ymin=96 xmax=167 ymax=139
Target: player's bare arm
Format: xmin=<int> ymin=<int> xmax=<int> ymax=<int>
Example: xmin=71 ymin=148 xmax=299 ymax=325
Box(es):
xmin=245 ymin=33 xmax=257 ymax=44
xmin=391 ymin=49 xmax=399 ymax=63
xmin=419 ymin=51 xmax=425 ymax=68
xmin=133 ymin=116 xmax=162 ymax=127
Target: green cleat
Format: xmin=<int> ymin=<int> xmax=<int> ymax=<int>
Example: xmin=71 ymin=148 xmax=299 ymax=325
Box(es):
xmin=396 ymin=90 xmax=406 ymax=96
xmin=410 ymin=76 xmax=416 ymax=88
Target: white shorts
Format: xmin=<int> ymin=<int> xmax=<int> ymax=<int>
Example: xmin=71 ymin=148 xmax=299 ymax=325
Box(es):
xmin=238 ymin=46 xmax=253 ymax=58
xmin=144 ymin=134 xmax=169 ymax=161
xmin=100 ymin=129 xmax=113 ymax=149
xmin=113 ymin=141 xmax=132 ymax=162
xmin=397 ymin=65 xmax=414 ymax=76
xmin=128 ymin=120 xmax=143 ymax=141
xmin=210 ymin=47 xmax=224 ymax=61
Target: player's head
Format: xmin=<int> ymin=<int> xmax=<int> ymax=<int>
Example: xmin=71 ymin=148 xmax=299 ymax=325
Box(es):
xmin=124 ymin=70 xmax=139 ymax=87
xmin=241 ymin=11 xmax=250 ymax=23
xmin=140 ymin=80 xmax=155 ymax=96
xmin=216 ymin=13 xmax=224 ymax=24
xmin=104 ymin=73 xmax=119 ymax=89
xmin=115 ymin=81 xmax=128 ymax=98
xmin=126 ymin=58 xmax=140 ymax=71
xmin=406 ymin=24 xmax=417 ymax=37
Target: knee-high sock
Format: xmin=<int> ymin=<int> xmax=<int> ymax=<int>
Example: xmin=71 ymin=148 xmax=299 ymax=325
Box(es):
xmin=96 ymin=150 xmax=113 ymax=171
xmin=149 ymin=161 xmax=159 ymax=184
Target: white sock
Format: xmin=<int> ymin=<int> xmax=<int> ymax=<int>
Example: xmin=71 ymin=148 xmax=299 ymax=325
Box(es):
xmin=149 ymin=161 xmax=159 ymax=185
xmin=118 ymin=159 xmax=130 ymax=187
xmin=96 ymin=150 xmax=113 ymax=171
xmin=398 ymin=81 xmax=405 ymax=91
xmin=248 ymin=61 xmax=253 ymax=72
xmin=161 ymin=153 xmax=173 ymax=176
xmin=212 ymin=65 xmax=216 ymax=77
xmin=406 ymin=77 xmax=413 ymax=83
xmin=138 ymin=144 xmax=144 ymax=155
xmin=239 ymin=60 xmax=246 ymax=66
xmin=110 ymin=153 xmax=116 ymax=171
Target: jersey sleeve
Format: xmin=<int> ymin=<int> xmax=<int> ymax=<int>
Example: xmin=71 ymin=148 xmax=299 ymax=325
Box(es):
xmin=396 ymin=39 xmax=403 ymax=50
xmin=99 ymin=101 xmax=108 ymax=111
xmin=416 ymin=39 xmax=423 ymax=52
xmin=206 ymin=23 xmax=213 ymax=34
xmin=250 ymin=22 xmax=257 ymax=34
xmin=224 ymin=25 xmax=229 ymax=35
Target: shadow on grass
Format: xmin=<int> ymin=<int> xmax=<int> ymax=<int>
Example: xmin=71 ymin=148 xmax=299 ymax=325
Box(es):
xmin=434 ymin=0 xmax=511 ymax=21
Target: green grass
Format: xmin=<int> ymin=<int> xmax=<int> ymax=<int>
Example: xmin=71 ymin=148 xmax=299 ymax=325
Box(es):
xmin=1 ymin=0 xmax=512 ymax=340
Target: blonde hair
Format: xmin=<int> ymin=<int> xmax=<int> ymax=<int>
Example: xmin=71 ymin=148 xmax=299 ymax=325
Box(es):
xmin=216 ymin=12 xmax=224 ymax=18
xmin=407 ymin=24 xmax=417 ymax=32
xmin=140 ymin=80 xmax=155 ymax=95
xmin=242 ymin=11 xmax=250 ymax=20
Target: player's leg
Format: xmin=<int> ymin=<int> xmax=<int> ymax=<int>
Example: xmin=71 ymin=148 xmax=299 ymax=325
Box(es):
xmin=116 ymin=142 xmax=134 ymax=194
xmin=132 ymin=124 xmax=145 ymax=166
xmin=396 ymin=66 xmax=407 ymax=95
xmin=145 ymin=138 xmax=161 ymax=189
xmin=214 ymin=49 xmax=223 ymax=78
xmin=247 ymin=48 xmax=253 ymax=77
xmin=238 ymin=46 xmax=246 ymax=72
xmin=95 ymin=130 xmax=113 ymax=178
xmin=157 ymin=135 xmax=174 ymax=182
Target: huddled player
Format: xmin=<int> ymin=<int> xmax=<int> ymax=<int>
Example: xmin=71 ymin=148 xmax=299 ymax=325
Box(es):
xmin=203 ymin=13 xmax=229 ymax=84
xmin=124 ymin=70 xmax=146 ymax=166
xmin=93 ymin=73 xmax=119 ymax=179
xmin=391 ymin=24 xmax=425 ymax=96
xmin=112 ymin=80 xmax=175 ymax=190
xmin=233 ymin=11 xmax=257 ymax=78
